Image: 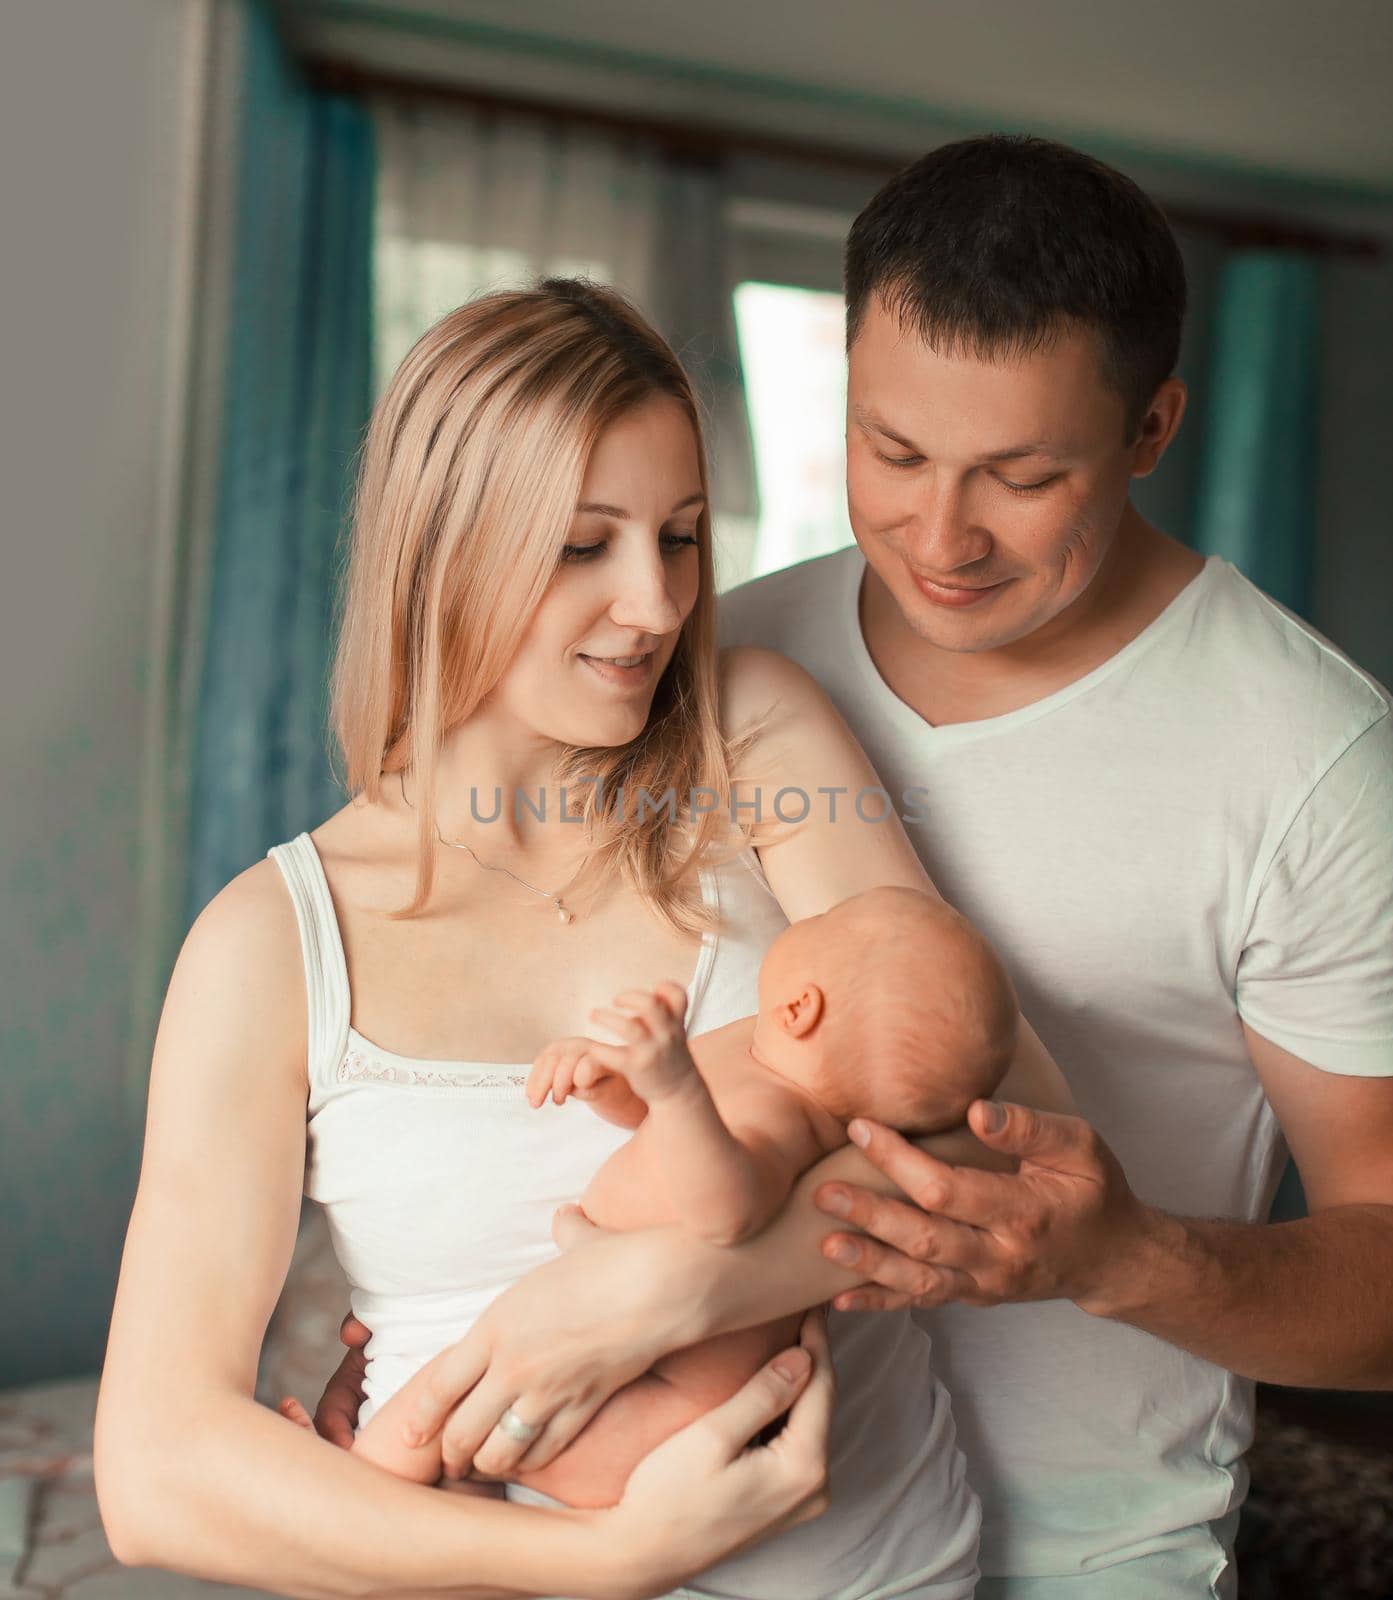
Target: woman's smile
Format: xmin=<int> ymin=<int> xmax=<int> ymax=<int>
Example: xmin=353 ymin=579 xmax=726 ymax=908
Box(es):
xmin=575 ymin=648 xmax=659 ymax=689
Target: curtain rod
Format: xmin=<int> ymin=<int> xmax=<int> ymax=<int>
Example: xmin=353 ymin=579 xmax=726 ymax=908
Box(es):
xmin=304 ymin=57 xmax=1384 ymax=263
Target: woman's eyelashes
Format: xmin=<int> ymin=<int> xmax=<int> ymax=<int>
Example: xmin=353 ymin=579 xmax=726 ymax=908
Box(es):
xmin=561 ymin=530 xmax=699 ymax=562
xmin=872 ymin=449 xmax=1057 ymax=496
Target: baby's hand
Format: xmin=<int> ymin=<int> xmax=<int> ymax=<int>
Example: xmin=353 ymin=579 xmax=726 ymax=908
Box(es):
xmin=587 ymin=981 xmax=697 ymax=1104
xmin=528 ymin=1037 xmax=608 ymax=1108
xmin=527 ymin=1037 xmax=648 ymax=1126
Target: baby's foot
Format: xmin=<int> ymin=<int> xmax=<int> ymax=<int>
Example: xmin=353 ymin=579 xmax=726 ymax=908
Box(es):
xmin=279 ymin=1394 xmax=315 ymax=1430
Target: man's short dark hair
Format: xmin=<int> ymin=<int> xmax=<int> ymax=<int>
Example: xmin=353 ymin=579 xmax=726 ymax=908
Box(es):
xmin=844 ymin=134 xmax=1186 ymax=442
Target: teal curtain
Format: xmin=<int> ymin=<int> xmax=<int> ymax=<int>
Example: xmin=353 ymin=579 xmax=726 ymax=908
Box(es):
xmin=1131 ymin=244 xmax=1321 ymax=623
xmin=1174 ymin=252 xmax=1321 ymax=1223
xmin=1190 ymin=253 xmax=1321 ymax=615
xmin=187 ymin=2 xmax=375 ymax=921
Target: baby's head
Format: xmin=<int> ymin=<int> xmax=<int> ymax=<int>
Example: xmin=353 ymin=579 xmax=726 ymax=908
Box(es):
xmin=751 ymin=887 xmax=1018 ymax=1135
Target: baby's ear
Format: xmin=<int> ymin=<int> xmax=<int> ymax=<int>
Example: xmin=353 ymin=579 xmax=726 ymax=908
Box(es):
xmin=776 ymin=983 xmax=825 ymax=1038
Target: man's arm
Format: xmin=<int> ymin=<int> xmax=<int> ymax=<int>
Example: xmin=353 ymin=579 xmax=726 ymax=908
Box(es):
xmin=814 ymin=1028 xmax=1393 ymax=1389
xmin=1092 ymin=1026 xmax=1393 ymax=1385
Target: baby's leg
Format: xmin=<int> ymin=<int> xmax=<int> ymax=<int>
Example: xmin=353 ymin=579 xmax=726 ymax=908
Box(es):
xmin=512 ymin=1317 xmax=801 ymax=1510
xmin=346 ymin=1379 xmax=447 ymax=1486
xmin=509 ymin=1369 xmax=707 ymax=1510
xmin=283 ymin=1383 xmax=502 ymax=1494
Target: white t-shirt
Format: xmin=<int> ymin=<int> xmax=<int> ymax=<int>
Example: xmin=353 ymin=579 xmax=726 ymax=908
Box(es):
xmin=719 ymin=547 xmax=1393 ymax=1599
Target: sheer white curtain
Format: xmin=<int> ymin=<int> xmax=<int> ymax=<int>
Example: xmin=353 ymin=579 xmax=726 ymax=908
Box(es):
xmin=371 ymin=96 xmax=760 ymax=587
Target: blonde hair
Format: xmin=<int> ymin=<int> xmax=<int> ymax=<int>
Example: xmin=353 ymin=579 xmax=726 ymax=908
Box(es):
xmin=329 ymin=278 xmax=752 ymax=930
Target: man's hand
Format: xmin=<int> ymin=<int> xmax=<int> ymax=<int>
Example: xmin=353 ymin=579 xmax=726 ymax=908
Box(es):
xmin=813 ymin=1099 xmax=1157 ymax=1315
xmin=291 ymin=1311 xmax=371 ymax=1448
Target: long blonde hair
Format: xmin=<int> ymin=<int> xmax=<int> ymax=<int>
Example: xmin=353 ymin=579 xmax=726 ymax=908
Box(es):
xmin=329 ymin=278 xmax=753 ymax=931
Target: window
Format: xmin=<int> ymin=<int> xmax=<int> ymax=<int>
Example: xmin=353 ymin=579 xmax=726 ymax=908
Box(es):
xmin=717 ymin=281 xmax=855 ymax=591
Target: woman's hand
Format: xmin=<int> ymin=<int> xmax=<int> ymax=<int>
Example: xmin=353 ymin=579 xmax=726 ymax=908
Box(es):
xmin=602 ymin=1308 xmax=834 ymax=1598
xmin=402 ymin=1210 xmax=706 ymax=1480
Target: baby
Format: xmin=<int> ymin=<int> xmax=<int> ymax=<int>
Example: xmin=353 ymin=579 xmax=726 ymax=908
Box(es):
xmin=330 ymin=885 xmax=1018 ymax=1506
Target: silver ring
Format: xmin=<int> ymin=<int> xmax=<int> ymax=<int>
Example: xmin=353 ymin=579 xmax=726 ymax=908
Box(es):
xmin=497 ymin=1405 xmax=542 ymax=1443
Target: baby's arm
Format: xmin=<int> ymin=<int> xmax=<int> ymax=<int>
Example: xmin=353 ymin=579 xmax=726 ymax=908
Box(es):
xmin=648 ymin=1076 xmax=822 ymax=1247
xmin=540 ymin=983 xmax=809 ymax=1247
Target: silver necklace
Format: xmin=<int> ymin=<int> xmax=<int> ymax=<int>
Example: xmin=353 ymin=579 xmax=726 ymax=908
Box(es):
xmin=396 ymin=770 xmax=578 ymax=924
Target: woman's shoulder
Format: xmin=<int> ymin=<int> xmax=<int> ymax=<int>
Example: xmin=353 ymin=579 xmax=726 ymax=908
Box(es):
xmin=182 ymin=855 xmax=304 ymax=1017
xmin=717 ymin=643 xmax=838 ymax=746
xmin=129 ymin=847 xmax=315 ymax=1118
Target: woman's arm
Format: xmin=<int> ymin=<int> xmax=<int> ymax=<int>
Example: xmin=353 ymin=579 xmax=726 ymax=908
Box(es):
xmin=720 ymin=645 xmax=941 ymax=917
xmin=405 ymin=1010 xmax=1070 ymax=1486
xmin=94 ymin=863 xmax=592 ymax=1597
xmin=94 ymin=860 xmax=830 ymax=1600
xmin=393 ymin=1117 xmax=1016 ymax=1485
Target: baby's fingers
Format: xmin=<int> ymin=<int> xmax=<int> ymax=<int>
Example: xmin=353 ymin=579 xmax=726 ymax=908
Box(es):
xmin=610 ymin=989 xmax=656 ymax=1013
xmin=551 ymin=1057 xmax=580 ymax=1104
xmin=612 ymin=987 xmax=682 ymax=1031
xmin=589 ymin=1005 xmax=647 ymax=1042
xmin=653 ymin=980 xmax=689 ymax=1021
xmin=573 ymin=1057 xmax=608 ymax=1092
xmin=525 ymin=1054 xmax=556 ymax=1108
xmin=530 ymin=1038 xmax=600 ymax=1105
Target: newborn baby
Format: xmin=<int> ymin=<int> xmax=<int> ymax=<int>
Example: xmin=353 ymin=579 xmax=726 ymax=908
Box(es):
xmin=342 ymin=885 xmax=1018 ymax=1506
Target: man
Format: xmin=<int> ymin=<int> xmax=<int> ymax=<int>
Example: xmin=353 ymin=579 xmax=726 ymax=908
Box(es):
xmin=715 ymin=133 xmax=1393 ymax=1597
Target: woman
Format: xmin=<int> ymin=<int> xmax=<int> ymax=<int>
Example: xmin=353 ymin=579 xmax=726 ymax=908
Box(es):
xmin=95 ymin=280 xmax=1065 ymax=1598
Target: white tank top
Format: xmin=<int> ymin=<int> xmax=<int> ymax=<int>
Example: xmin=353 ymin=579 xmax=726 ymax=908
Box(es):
xmin=269 ymin=830 xmax=979 ymax=1600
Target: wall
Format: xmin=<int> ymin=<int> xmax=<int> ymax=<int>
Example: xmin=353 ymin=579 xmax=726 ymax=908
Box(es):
xmin=0 ymin=0 xmax=198 ymax=1386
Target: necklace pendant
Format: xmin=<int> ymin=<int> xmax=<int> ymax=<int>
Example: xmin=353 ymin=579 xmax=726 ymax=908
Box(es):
xmin=556 ymin=902 xmax=574 ymax=925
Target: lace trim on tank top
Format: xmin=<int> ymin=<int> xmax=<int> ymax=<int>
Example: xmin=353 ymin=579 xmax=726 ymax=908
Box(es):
xmin=336 ymin=1031 xmax=532 ymax=1091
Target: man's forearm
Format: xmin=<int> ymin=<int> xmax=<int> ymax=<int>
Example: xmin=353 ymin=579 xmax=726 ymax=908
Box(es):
xmin=1083 ymin=1202 xmax=1393 ymax=1388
